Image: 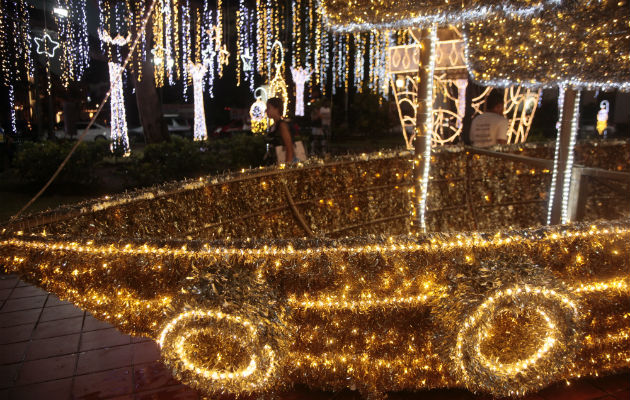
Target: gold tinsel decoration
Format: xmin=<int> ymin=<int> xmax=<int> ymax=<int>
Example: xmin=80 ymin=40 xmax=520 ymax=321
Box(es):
xmin=465 ymin=0 xmax=630 ymax=90
xmin=1 ymin=144 xmax=629 ymax=397
xmin=320 ymin=0 xmax=553 ymax=32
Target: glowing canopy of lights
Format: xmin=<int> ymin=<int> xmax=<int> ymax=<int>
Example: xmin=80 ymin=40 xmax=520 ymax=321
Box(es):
xmin=464 ymin=1 xmax=630 ymax=90
xmin=0 ymin=145 xmax=628 ymax=397
xmin=0 ymin=0 xmax=32 ymax=135
xmin=34 ymin=32 xmax=61 ymax=58
xmin=320 ymin=0 xmax=557 ymax=32
xmin=290 ymin=66 xmax=311 ymax=117
xmin=108 ymin=62 xmax=131 ymax=156
xmin=55 ymin=0 xmax=90 ymax=87
xmin=189 ymin=62 xmax=208 ymax=141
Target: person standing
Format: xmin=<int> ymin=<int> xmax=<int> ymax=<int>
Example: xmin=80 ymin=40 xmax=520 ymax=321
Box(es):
xmin=470 ymin=90 xmax=509 ymax=147
xmin=266 ymin=97 xmax=296 ymax=163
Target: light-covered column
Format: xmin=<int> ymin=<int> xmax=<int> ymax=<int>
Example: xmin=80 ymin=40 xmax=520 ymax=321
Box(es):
xmin=412 ymin=25 xmax=438 ymax=233
xmin=290 ymin=66 xmax=312 ymax=116
xmin=547 ymin=86 xmax=581 ymax=225
xmin=108 ymin=61 xmax=130 ymax=156
xmin=189 ymin=62 xmax=208 ymax=141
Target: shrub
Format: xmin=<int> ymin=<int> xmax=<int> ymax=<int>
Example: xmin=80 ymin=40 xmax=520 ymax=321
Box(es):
xmin=13 ymin=140 xmax=109 ymax=185
xmin=127 ymin=135 xmax=267 ymax=186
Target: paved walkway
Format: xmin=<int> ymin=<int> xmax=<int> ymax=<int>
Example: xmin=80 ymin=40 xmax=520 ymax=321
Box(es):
xmin=1 ymin=273 xmax=628 ymax=400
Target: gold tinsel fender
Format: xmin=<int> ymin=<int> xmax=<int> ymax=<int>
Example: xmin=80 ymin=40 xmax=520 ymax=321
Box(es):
xmin=431 ymin=257 xmax=583 ymax=396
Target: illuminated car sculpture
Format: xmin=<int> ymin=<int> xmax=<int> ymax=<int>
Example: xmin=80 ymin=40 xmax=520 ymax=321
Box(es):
xmin=1 ymin=144 xmax=628 ymax=398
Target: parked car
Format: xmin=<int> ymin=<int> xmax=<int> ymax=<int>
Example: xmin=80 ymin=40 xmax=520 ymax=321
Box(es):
xmin=55 ymin=122 xmax=111 ymax=141
xmin=211 ymin=119 xmax=250 ymax=138
xmin=129 ymin=115 xmax=193 ymax=140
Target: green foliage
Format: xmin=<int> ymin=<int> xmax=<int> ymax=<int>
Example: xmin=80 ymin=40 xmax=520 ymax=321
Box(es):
xmin=128 ymin=135 xmax=267 ymax=186
xmin=331 ymin=92 xmax=395 ymax=137
xmin=13 ymin=140 xmax=109 ymax=185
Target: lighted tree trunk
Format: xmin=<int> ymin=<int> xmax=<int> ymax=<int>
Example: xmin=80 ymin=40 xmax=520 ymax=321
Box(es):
xmin=189 ymin=62 xmax=208 ymax=141
xmin=412 ymin=26 xmax=437 ymax=233
xmin=548 ymin=87 xmax=579 ymax=225
xmin=108 ymin=62 xmax=131 ymax=156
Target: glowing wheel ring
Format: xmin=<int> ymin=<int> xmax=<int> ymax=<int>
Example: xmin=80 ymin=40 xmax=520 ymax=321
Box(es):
xmin=454 ymin=285 xmax=579 ymax=393
xmin=158 ymin=309 xmax=277 ymax=392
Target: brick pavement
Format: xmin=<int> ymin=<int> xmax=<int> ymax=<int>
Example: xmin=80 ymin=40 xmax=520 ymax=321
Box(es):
xmin=1 ymin=273 xmax=628 ymax=400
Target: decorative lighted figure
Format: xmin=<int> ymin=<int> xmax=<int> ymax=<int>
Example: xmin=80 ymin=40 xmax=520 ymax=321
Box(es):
xmin=290 ymin=66 xmax=312 ymax=116
xmin=268 ymin=41 xmax=289 ymax=118
xmin=454 ymin=79 xmax=468 ymax=128
xmin=250 ymin=86 xmax=269 ymax=134
xmin=108 ymin=62 xmax=130 ymax=157
xmin=98 ymin=29 xmax=131 ymax=46
xmin=34 ymin=32 xmax=60 ymax=57
xmin=596 ymin=100 xmax=609 ymax=135
xmin=150 ymin=46 xmax=165 ymax=65
xmin=218 ymin=44 xmax=230 ymax=77
xmin=189 ymin=62 xmax=208 ymax=141
xmin=241 ymin=49 xmax=253 ymax=72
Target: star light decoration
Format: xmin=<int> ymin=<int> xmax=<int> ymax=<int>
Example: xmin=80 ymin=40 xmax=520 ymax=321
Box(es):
xmin=290 ymin=66 xmax=312 ymax=116
xmin=34 ymin=32 xmax=60 ymax=57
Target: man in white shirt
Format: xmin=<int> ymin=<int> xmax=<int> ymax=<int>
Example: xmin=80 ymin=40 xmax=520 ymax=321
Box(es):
xmin=470 ymin=90 xmax=509 ymax=147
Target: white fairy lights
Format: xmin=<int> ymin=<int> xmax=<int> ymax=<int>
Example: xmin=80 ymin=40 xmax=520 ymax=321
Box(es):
xmin=190 ymin=62 xmax=208 ymax=141
xmin=55 ymin=0 xmax=90 ymax=87
xmin=291 ymin=66 xmax=312 ymax=117
xmin=237 ymin=0 xmax=255 ymax=91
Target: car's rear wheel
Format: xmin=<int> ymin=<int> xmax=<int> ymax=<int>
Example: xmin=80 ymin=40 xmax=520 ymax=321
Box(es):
xmin=94 ymin=135 xmax=107 ymax=141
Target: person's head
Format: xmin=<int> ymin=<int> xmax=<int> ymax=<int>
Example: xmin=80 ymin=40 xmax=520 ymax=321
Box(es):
xmin=266 ymin=97 xmax=283 ymax=120
xmin=486 ymin=90 xmax=504 ymax=114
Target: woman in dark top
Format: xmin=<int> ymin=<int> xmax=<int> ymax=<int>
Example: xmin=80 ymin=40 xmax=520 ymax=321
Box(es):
xmin=266 ymin=97 xmax=296 ymax=163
